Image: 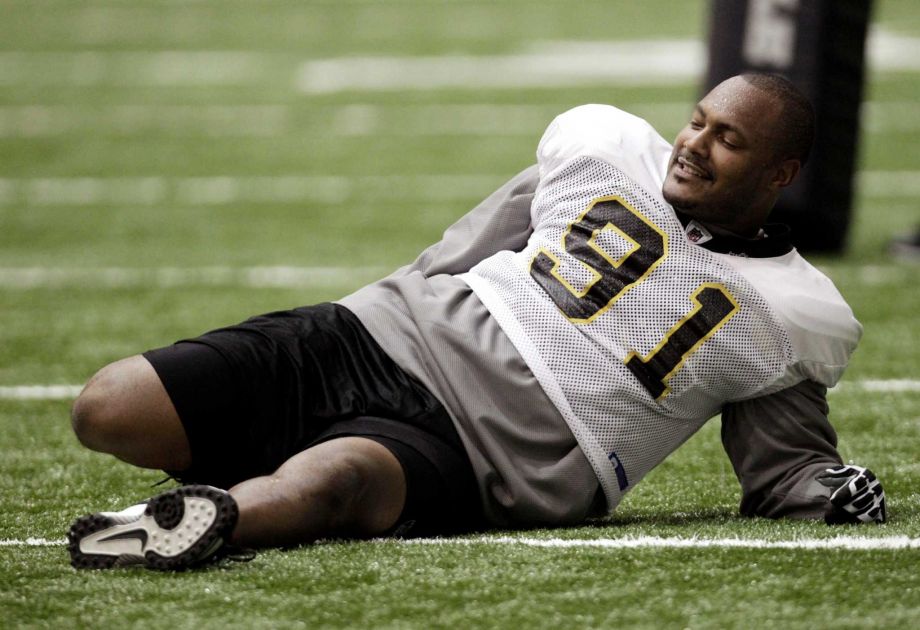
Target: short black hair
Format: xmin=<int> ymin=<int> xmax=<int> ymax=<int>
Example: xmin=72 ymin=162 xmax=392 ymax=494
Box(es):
xmin=740 ymin=72 xmax=816 ymax=165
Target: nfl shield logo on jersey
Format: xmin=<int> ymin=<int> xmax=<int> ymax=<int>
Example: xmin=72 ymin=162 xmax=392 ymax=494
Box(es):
xmin=684 ymin=220 xmax=713 ymax=245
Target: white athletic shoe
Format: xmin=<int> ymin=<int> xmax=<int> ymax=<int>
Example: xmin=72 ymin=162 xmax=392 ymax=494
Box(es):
xmin=68 ymin=485 xmax=246 ymax=570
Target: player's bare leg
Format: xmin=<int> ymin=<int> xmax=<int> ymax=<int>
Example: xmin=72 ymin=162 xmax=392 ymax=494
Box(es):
xmin=228 ymin=437 xmax=407 ymax=547
xmin=70 ymin=355 xmax=191 ymax=471
xmin=71 ymin=355 xmax=407 ymax=543
xmin=68 ymin=358 xmax=407 ymax=568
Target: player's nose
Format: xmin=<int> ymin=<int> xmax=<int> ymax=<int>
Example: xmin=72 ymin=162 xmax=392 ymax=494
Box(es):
xmin=683 ymin=127 xmax=710 ymax=158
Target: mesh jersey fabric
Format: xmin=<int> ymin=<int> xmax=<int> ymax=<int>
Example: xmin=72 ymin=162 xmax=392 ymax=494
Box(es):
xmin=461 ymin=104 xmax=862 ymax=512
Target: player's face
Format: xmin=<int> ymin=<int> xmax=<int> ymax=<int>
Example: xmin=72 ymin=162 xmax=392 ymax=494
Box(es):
xmin=662 ymin=77 xmax=797 ymax=237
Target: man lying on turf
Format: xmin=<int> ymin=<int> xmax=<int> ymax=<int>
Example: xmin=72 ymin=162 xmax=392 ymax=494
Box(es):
xmin=68 ymin=73 xmax=886 ymax=570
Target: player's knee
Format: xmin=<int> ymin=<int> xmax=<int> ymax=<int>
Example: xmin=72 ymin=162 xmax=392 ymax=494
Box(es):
xmin=71 ymin=367 xmax=120 ymax=452
xmin=70 ymin=358 xmax=149 ymax=454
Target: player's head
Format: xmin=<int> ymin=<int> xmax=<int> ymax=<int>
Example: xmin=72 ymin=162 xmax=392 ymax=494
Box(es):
xmin=661 ymin=73 xmax=815 ymax=237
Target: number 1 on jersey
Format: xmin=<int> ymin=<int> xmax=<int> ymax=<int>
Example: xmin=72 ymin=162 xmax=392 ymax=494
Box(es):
xmin=529 ymin=197 xmax=740 ymax=400
xmin=625 ymin=284 xmax=738 ymax=399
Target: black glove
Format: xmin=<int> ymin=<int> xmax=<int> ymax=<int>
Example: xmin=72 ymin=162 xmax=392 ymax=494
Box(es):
xmin=816 ymin=465 xmax=887 ymax=524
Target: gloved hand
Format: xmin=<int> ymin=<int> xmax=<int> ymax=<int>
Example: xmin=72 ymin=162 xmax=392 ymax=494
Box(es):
xmin=816 ymin=465 xmax=886 ymax=524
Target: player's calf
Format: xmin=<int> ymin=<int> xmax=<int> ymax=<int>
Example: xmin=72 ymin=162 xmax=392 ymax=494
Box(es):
xmin=229 ymin=437 xmax=407 ymax=546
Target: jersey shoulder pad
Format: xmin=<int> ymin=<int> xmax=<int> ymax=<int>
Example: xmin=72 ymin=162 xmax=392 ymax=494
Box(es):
xmin=536 ymin=104 xmax=672 ymax=190
xmin=723 ymin=251 xmax=862 ymax=387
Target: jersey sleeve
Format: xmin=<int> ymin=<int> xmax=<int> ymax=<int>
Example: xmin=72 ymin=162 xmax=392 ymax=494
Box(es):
xmin=389 ymin=165 xmax=539 ymax=278
xmin=720 ymin=379 xmax=843 ymax=519
xmin=536 ymin=104 xmax=672 ymax=195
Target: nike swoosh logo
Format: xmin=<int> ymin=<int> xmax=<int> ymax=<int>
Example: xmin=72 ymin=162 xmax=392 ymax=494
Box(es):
xmin=98 ymin=529 xmax=148 ymax=547
xmin=80 ymin=522 xmax=150 ymax=557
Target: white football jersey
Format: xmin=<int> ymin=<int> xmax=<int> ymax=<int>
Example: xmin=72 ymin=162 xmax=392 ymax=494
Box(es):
xmin=461 ymin=105 xmax=862 ymax=511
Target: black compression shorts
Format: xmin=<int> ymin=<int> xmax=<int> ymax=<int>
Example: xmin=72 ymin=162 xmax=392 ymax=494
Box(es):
xmin=142 ymin=303 xmax=483 ymax=537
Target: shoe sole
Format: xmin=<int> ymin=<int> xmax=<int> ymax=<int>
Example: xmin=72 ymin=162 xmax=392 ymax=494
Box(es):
xmin=68 ymin=485 xmax=238 ymax=570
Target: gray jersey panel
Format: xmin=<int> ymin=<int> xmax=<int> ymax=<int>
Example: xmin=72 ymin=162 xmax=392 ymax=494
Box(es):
xmin=341 ymin=274 xmax=603 ymax=526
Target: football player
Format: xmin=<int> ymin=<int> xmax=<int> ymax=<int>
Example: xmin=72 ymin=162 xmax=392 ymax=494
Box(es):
xmin=67 ymin=74 xmax=885 ymax=570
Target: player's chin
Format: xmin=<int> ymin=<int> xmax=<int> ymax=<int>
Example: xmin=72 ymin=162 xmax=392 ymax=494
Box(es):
xmin=662 ymin=178 xmax=700 ymax=211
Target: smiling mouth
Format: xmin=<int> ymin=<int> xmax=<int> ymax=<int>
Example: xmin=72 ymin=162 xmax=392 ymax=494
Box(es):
xmin=675 ymin=156 xmax=712 ymax=181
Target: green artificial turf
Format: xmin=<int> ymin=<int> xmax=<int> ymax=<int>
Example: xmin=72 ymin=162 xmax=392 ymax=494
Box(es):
xmin=2 ymin=1 xmax=919 ymax=628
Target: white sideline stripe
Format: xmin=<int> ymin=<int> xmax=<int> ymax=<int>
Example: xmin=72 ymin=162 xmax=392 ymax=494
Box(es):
xmin=296 ymin=28 xmax=920 ymax=94
xmin=0 ymin=170 xmax=915 ymax=207
xmin=833 ymin=380 xmax=920 ymax=393
xmin=4 ymin=380 xmax=918 ymax=402
xmin=0 ymin=51 xmax=279 ymax=86
xmin=0 ymin=264 xmax=916 ymax=291
xmin=0 ymin=385 xmax=83 ymax=401
xmin=0 ymin=174 xmax=506 ymax=206
xmin=3 ymin=535 xmax=919 ymax=550
xmin=2 ymin=101 xmax=917 ymax=139
xmin=0 ymin=266 xmax=387 ymax=289
xmin=825 ymin=264 xmax=920 ymax=287
xmin=0 ymin=27 xmax=914 ymax=90
xmin=296 ymin=41 xmax=702 ymax=93
xmin=859 ymin=171 xmax=920 ymax=198
xmin=333 ymin=101 xmax=920 ymax=137
xmin=0 ymin=105 xmax=288 ymax=138
xmin=863 ymin=101 xmax=920 ymax=133
xmin=0 ymin=537 xmax=66 ymax=547
xmin=402 ymin=535 xmax=920 ymax=551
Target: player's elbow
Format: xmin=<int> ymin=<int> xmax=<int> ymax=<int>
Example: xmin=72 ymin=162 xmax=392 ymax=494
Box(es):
xmin=735 ymin=460 xmax=839 ymax=521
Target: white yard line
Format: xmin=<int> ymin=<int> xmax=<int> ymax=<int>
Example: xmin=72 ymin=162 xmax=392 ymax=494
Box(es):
xmin=829 ymin=264 xmax=919 ymax=287
xmin=0 ymin=105 xmax=288 ymax=138
xmin=862 ymin=101 xmax=920 ymax=133
xmin=0 ymin=170 xmax=914 ymax=207
xmin=0 ymin=174 xmax=506 ymax=206
xmin=4 ymin=535 xmax=919 ymax=550
xmin=0 ymin=538 xmax=66 ymax=547
xmin=0 ymin=51 xmax=279 ymax=86
xmin=3 ymin=380 xmax=918 ymax=402
xmin=333 ymin=101 xmax=920 ymax=136
xmin=297 ymin=28 xmax=920 ymax=94
xmin=0 ymin=266 xmax=387 ymax=290
xmin=296 ymin=42 xmax=702 ymax=94
xmin=0 ymin=28 xmax=915 ymax=90
xmin=401 ymin=535 xmax=920 ymax=551
xmin=2 ymin=101 xmax=918 ymax=138
xmin=0 ymin=385 xmax=83 ymax=401
xmin=858 ymin=171 xmax=920 ymax=197
xmin=296 ymin=30 xmax=920 ymax=94
xmin=834 ymin=380 xmax=920 ymax=393
xmin=0 ymin=263 xmax=916 ymax=291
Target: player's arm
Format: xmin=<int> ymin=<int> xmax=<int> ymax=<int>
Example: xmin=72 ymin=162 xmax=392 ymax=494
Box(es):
xmin=720 ymin=379 xmax=886 ymax=524
xmin=391 ymin=165 xmax=539 ymax=278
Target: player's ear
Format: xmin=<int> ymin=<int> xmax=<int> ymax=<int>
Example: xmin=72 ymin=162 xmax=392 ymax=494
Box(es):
xmin=771 ymin=158 xmax=801 ymax=189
